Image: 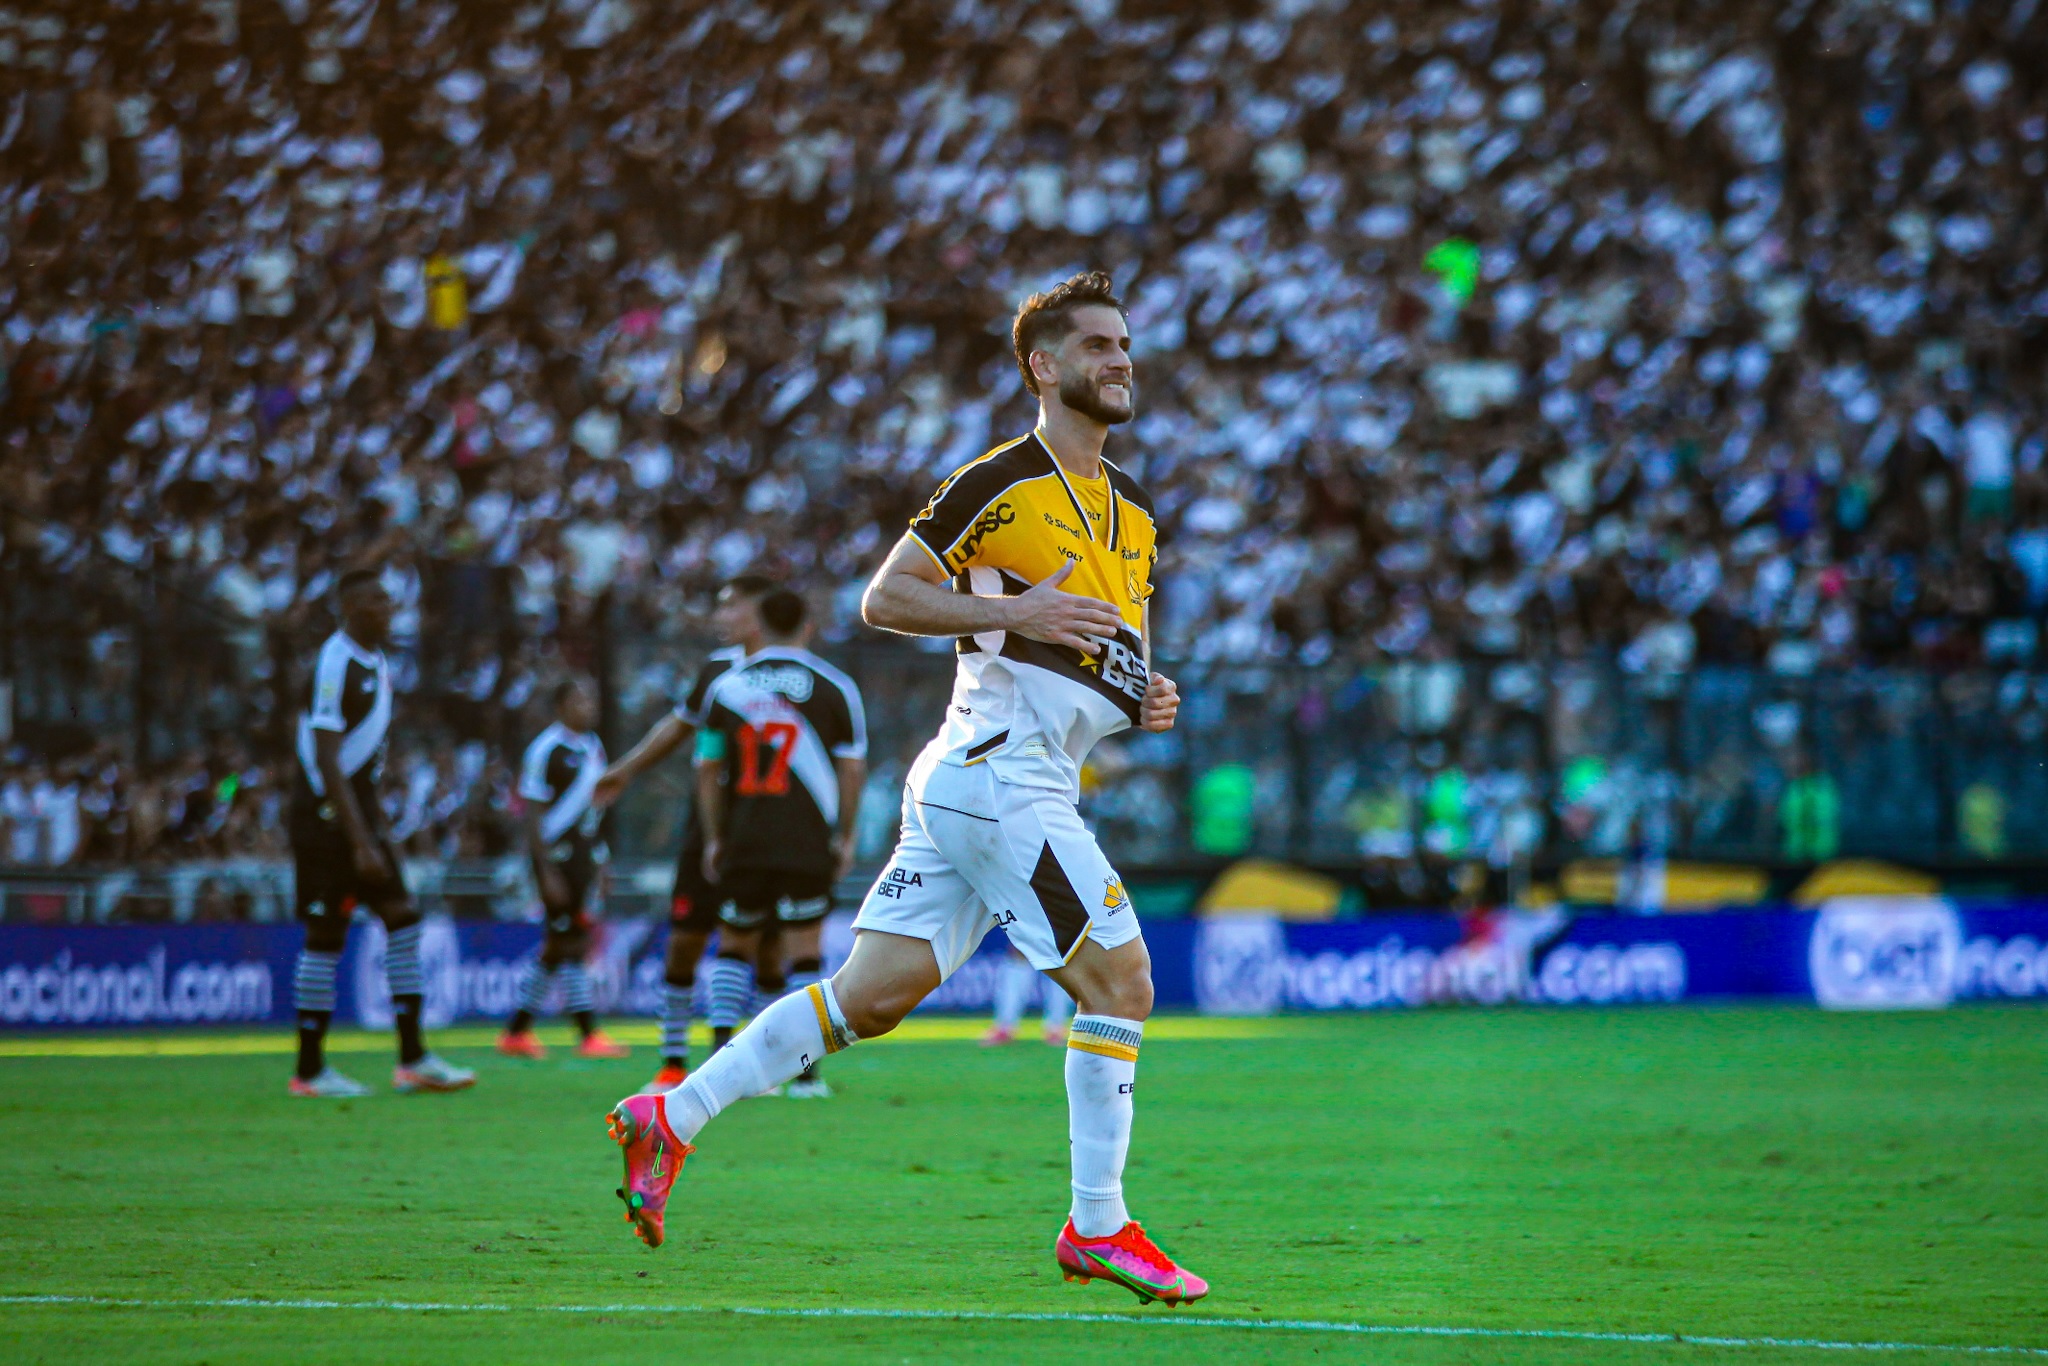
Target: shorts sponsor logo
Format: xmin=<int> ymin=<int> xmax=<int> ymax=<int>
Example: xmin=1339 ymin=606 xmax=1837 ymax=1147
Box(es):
xmin=1102 ymin=878 xmax=1128 ymax=914
xmin=872 ymin=866 xmax=922 ymax=901
xmin=1809 ymin=898 xmax=1960 ymax=1011
xmin=1093 ymin=639 xmax=1147 ymax=702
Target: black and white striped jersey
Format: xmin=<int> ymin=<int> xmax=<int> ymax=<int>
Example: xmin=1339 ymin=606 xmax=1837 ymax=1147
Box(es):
xmin=671 ymin=646 xmax=744 ymax=728
xmin=293 ymin=630 xmax=392 ymax=820
xmin=699 ymin=646 xmax=866 ymax=879
xmin=517 ymin=722 xmax=608 ymax=848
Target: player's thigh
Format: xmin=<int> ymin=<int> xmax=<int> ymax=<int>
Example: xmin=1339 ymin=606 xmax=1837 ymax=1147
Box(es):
xmin=293 ymin=839 xmax=355 ymax=954
xmin=852 ymin=792 xmax=989 ymax=979
xmin=964 ymin=783 xmax=1142 ymax=973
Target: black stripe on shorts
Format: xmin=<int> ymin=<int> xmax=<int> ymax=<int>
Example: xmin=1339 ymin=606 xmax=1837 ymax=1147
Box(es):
xmin=1030 ymin=842 xmax=1091 ymax=960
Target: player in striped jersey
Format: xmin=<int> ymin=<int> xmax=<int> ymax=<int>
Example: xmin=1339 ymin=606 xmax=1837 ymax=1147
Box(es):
xmin=498 ymin=678 xmax=630 ymax=1061
xmin=288 ymin=568 xmax=474 ymax=1098
xmin=592 ymin=577 xmax=770 ymax=1093
xmin=694 ymin=587 xmax=866 ymax=1099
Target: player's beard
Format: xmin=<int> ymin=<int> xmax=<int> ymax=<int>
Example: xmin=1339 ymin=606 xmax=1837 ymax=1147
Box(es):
xmin=1056 ymin=368 xmax=1136 ymax=426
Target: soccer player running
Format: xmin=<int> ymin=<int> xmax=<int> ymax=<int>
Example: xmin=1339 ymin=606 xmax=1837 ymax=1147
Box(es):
xmin=693 ymin=586 xmax=867 ymax=1100
xmin=605 ymin=272 xmax=1206 ymax=1305
xmin=288 ymin=568 xmax=474 ymax=1097
xmin=591 ymin=577 xmax=764 ymax=1092
xmin=498 ymin=677 xmax=630 ymax=1060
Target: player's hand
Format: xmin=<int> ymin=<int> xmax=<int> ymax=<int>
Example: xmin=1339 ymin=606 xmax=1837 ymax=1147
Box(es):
xmin=831 ymin=833 xmax=857 ymax=881
xmin=593 ymin=769 xmax=630 ymax=809
xmin=701 ymin=839 xmax=722 ymax=885
xmin=351 ymin=840 xmax=390 ymax=884
xmin=1139 ymin=671 xmax=1179 ymax=733
xmin=1004 ymin=558 xmax=1126 ymax=655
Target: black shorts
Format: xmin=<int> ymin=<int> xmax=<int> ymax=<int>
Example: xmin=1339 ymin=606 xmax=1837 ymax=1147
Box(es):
xmin=716 ymin=869 xmax=834 ymax=932
xmin=537 ymin=841 xmax=599 ymax=958
xmin=670 ymin=835 xmax=721 ymax=933
xmin=292 ymin=825 xmax=407 ymax=924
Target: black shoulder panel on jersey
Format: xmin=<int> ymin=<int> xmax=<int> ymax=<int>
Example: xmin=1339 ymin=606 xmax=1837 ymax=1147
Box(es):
xmin=910 ymin=438 xmax=1051 ymax=559
xmin=1102 ymin=459 xmax=1155 ymax=518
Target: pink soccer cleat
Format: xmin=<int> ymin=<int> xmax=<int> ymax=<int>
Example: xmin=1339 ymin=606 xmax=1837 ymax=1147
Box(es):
xmin=1055 ymin=1219 xmax=1209 ymax=1306
xmin=605 ymin=1094 xmax=693 ymax=1249
xmin=576 ymin=1031 xmax=631 ymax=1060
xmin=979 ymin=1023 xmax=1017 ymax=1046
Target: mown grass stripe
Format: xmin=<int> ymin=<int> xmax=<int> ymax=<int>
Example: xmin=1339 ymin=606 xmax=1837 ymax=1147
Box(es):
xmin=2 ymin=1294 xmax=2040 ymax=1356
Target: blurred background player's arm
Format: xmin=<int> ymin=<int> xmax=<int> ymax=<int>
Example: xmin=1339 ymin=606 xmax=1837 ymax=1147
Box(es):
xmin=316 ymin=730 xmax=387 ymax=883
xmin=694 ymin=732 xmax=727 ymax=884
xmin=832 ymin=753 xmax=866 ymax=880
xmin=594 ymin=714 xmax=692 ymax=808
xmin=862 ymin=535 xmax=1124 ymax=653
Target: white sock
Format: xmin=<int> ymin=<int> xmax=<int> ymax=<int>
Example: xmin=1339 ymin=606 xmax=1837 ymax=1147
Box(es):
xmin=1066 ymin=1014 xmax=1143 ymax=1238
xmin=993 ymin=954 xmax=1032 ymax=1030
xmin=1042 ymin=979 xmax=1074 ymax=1034
xmin=665 ymin=980 xmax=856 ymax=1143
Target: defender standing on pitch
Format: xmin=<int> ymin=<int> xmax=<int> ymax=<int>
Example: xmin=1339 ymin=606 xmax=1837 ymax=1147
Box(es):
xmin=498 ymin=678 xmax=631 ymax=1060
xmin=605 ymin=272 xmax=1206 ymax=1304
xmin=288 ymin=569 xmax=475 ymax=1097
xmin=694 ymin=587 xmax=867 ymax=1099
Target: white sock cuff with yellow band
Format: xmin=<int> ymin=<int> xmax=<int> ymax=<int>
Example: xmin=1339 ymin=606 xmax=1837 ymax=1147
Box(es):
xmin=1067 ymin=1014 xmax=1144 ymax=1061
xmin=804 ymin=980 xmax=859 ymax=1054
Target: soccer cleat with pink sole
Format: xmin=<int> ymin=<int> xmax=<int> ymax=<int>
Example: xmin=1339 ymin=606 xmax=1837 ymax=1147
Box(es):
xmin=605 ymin=1093 xmax=693 ymax=1249
xmin=1055 ymin=1218 xmax=1209 ymax=1306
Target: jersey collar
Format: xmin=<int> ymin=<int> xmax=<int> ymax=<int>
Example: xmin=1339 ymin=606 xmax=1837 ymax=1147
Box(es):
xmin=1030 ymin=429 xmax=1122 ymax=553
xmin=335 ymin=630 xmax=383 ymax=667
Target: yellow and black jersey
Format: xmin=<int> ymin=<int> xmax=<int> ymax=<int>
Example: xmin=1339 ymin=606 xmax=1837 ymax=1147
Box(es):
xmin=906 ymin=430 xmax=1158 ymax=796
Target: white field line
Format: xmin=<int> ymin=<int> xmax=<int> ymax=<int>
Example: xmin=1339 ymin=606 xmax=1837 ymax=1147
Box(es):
xmin=0 ymin=1294 xmax=2040 ymax=1357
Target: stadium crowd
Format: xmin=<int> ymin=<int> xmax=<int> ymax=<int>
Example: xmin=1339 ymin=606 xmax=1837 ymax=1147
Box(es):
xmin=3 ymin=0 xmax=2047 ymax=874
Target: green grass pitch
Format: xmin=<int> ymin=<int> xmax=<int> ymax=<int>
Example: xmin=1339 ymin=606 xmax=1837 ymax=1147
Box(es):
xmin=2 ymin=1006 xmax=2044 ymax=1364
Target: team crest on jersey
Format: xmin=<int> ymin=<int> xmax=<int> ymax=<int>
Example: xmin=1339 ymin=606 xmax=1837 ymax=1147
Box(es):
xmin=1102 ymin=877 xmax=1128 ymax=913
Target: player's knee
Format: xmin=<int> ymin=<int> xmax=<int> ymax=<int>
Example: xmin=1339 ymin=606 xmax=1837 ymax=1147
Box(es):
xmin=302 ymin=916 xmax=349 ymax=955
xmin=789 ymin=956 xmax=823 ymax=977
xmin=1081 ymin=966 xmax=1153 ymax=1022
xmin=379 ymin=905 xmax=421 ymax=933
xmin=839 ymin=984 xmax=920 ymax=1040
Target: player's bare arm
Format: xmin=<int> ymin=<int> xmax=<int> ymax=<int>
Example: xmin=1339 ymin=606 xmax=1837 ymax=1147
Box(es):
xmin=316 ymin=729 xmax=387 ymax=883
xmin=862 ymin=537 xmax=1125 ymax=655
xmin=594 ymin=713 xmax=691 ymax=807
xmin=832 ymin=754 xmax=866 ymax=880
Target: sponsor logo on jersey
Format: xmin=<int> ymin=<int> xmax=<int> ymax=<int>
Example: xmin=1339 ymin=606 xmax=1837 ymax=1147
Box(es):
xmin=1094 ymin=639 xmax=1148 ymax=702
xmin=955 ymin=502 xmax=1015 ymax=561
xmin=747 ymin=663 xmax=815 ymax=702
xmin=1042 ymin=511 xmax=1086 ymax=540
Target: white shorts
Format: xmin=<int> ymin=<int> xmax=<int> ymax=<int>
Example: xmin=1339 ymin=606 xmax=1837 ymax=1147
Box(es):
xmin=853 ymin=752 xmax=1141 ymax=979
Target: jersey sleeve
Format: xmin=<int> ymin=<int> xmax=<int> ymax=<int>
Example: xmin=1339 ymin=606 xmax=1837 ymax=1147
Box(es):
xmin=306 ymin=640 xmax=350 ymax=733
xmin=828 ymin=674 xmax=868 ymax=760
xmin=516 ymin=735 xmax=555 ymax=803
xmin=671 ymin=655 xmax=729 ymax=726
xmin=907 ymin=463 xmax=1014 ymax=575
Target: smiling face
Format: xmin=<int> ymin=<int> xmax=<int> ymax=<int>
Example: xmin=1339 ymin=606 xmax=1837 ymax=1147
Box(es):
xmin=1033 ymin=303 xmax=1136 ymax=427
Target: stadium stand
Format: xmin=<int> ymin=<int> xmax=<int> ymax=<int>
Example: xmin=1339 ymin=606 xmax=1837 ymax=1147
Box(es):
xmin=2 ymin=0 xmax=2046 ymax=879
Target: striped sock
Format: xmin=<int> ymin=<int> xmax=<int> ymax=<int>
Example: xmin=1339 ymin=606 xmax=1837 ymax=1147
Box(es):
xmin=385 ymin=923 xmax=424 ymax=998
xmin=661 ymin=984 xmax=693 ymax=1066
xmin=560 ymin=964 xmax=594 ymax=1014
xmin=294 ymin=950 xmax=340 ymax=1014
xmin=1066 ymin=1015 xmax=1145 ymax=1238
xmin=516 ymin=961 xmax=553 ymax=1013
xmin=706 ymin=956 xmax=753 ymax=1032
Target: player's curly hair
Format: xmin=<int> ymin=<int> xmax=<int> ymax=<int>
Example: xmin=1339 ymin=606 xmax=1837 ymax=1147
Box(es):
xmin=1011 ymin=270 xmax=1126 ymax=396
